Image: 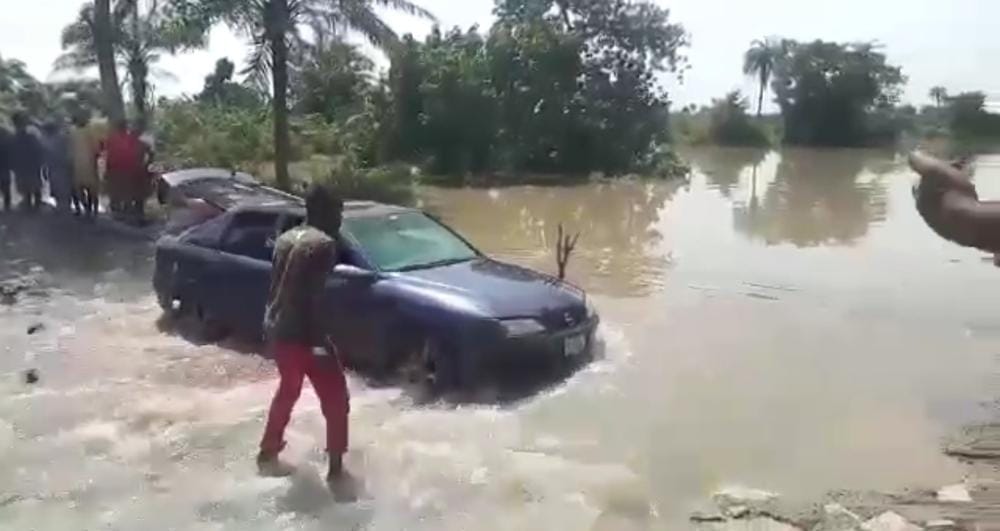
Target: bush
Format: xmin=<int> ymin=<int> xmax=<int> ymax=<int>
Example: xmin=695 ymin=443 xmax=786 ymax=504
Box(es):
xmin=157 ymin=99 xmax=273 ymax=171
xmin=706 ymin=92 xmax=770 ymax=147
xmin=276 ymin=155 xmax=417 ymax=206
xmin=318 ymin=160 xmax=417 ymax=206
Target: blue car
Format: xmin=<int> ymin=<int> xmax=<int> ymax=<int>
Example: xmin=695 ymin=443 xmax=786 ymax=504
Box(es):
xmin=153 ymin=180 xmax=599 ymax=389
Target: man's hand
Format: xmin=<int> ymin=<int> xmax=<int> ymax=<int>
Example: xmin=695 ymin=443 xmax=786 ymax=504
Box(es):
xmin=909 ymin=151 xmax=977 ymax=198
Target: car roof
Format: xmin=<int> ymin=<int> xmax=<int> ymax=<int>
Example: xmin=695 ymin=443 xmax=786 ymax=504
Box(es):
xmin=162 ymin=168 xmax=413 ymax=217
xmin=230 ymin=200 xmax=415 ymax=220
xmin=160 ymin=168 xmax=258 ymax=185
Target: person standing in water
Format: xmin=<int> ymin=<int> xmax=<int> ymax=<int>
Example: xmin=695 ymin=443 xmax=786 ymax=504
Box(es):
xmin=258 ymin=185 xmax=353 ymax=492
xmin=103 ymin=119 xmax=152 ymax=224
xmin=10 ymin=113 xmax=44 ymax=211
xmin=0 ymin=125 xmax=11 ymax=211
xmin=69 ymin=111 xmax=101 ymax=217
xmin=41 ymin=119 xmax=74 ymax=213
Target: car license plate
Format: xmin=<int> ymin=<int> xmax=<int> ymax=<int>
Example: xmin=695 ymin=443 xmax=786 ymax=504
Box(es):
xmin=564 ymin=334 xmax=586 ymax=357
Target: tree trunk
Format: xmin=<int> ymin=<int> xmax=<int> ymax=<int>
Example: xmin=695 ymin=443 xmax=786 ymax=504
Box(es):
xmin=128 ymin=10 xmax=148 ymax=128
xmin=94 ymin=0 xmax=125 ymax=122
xmin=756 ymin=80 xmax=765 ymax=118
xmin=129 ymin=56 xmax=149 ymax=128
xmin=269 ymin=0 xmax=292 ymax=191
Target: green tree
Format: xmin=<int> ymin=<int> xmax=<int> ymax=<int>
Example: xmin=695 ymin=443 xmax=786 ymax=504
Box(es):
xmin=947 ymin=91 xmax=1000 ymax=139
xmin=929 ymin=86 xmax=948 ymax=108
xmin=58 ymin=0 xmax=209 ymax=125
xmin=742 ymin=37 xmax=784 ymax=117
xmin=198 ymin=58 xmax=262 ymax=108
xmin=379 ymin=0 xmax=688 ymax=178
xmin=0 ymin=55 xmax=48 ymax=119
xmin=771 ymin=39 xmax=906 ymax=146
xmin=192 ymin=0 xmax=434 ymax=190
xmin=292 ymin=39 xmax=374 ymax=122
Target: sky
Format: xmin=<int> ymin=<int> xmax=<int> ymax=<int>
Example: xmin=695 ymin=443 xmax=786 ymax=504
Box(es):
xmin=2 ymin=0 xmax=999 ymax=111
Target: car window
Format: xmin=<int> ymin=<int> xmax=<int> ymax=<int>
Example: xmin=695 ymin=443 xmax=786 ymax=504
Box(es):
xmin=275 ymin=214 xmax=365 ymax=268
xmin=344 ymin=211 xmax=478 ymax=272
xmin=183 ymin=213 xmax=229 ymax=248
xmin=222 ymin=211 xmax=281 ymax=261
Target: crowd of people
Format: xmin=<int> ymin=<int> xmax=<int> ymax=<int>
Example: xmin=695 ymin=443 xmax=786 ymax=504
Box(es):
xmin=0 ymin=110 xmax=155 ymax=225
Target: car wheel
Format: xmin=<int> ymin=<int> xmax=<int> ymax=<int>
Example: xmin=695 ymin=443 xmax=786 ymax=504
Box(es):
xmin=156 ymin=290 xmax=173 ymax=312
xmin=401 ymin=336 xmax=458 ymax=392
xmin=186 ymin=300 xmax=229 ymax=343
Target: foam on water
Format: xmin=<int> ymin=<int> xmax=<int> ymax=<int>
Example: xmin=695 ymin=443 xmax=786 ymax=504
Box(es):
xmin=0 ymin=287 xmax=643 ymax=531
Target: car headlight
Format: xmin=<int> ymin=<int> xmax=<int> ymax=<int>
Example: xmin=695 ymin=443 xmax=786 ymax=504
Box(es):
xmin=501 ymin=318 xmax=546 ymax=337
xmin=585 ymin=298 xmax=598 ymax=320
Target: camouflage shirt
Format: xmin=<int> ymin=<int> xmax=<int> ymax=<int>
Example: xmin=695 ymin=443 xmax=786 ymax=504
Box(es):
xmin=264 ymin=225 xmax=336 ymax=346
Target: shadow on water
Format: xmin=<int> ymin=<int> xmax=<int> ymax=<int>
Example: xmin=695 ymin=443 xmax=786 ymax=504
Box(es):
xmin=731 ymin=148 xmax=897 ymax=247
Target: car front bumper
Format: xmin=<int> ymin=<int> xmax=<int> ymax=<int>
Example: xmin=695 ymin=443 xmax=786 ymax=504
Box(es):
xmin=475 ymin=317 xmax=601 ymax=382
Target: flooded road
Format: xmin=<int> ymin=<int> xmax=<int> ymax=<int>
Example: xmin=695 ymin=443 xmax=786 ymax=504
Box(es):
xmin=3 ymin=147 xmax=1000 ymax=530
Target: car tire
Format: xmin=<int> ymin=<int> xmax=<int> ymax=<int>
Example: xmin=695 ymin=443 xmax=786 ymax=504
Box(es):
xmin=401 ymin=336 xmax=459 ymax=393
xmin=194 ymin=303 xmax=229 ymax=343
xmin=156 ymin=290 xmax=174 ymax=313
xmin=175 ymin=296 xmax=228 ymax=344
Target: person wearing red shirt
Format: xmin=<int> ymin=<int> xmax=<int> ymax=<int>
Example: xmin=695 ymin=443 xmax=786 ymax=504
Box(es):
xmin=104 ymin=119 xmax=150 ymax=223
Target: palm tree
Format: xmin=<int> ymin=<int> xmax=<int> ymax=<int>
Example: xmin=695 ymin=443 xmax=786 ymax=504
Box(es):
xmin=93 ymin=0 xmax=126 ymax=122
xmin=929 ymin=86 xmax=948 ymax=108
xmin=201 ymin=0 xmax=435 ymax=190
xmin=743 ymin=37 xmax=783 ymax=117
xmin=58 ymin=0 xmax=208 ymax=125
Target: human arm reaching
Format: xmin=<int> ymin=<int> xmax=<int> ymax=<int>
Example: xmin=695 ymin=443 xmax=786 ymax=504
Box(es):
xmin=910 ymin=151 xmax=1000 ymax=253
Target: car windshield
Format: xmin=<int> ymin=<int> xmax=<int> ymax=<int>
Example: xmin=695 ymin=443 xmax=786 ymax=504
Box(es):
xmin=344 ymin=211 xmax=478 ymax=272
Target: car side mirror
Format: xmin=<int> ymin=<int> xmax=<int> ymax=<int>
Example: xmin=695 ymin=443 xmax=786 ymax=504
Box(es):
xmin=333 ymin=264 xmax=377 ymax=282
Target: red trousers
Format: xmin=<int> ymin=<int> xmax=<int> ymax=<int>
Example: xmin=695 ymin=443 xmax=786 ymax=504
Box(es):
xmin=260 ymin=342 xmax=349 ymax=456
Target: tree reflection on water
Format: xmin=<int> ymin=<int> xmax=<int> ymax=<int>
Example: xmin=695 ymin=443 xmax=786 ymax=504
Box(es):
xmin=682 ymin=146 xmax=769 ymax=199
xmin=422 ymin=180 xmax=684 ymax=298
xmin=731 ymin=149 xmax=896 ymax=247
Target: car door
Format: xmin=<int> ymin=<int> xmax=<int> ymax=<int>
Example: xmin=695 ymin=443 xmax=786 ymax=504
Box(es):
xmin=212 ymin=211 xmax=282 ymax=337
xmin=167 ymin=214 xmax=230 ymax=309
xmin=322 ymin=238 xmax=390 ymax=371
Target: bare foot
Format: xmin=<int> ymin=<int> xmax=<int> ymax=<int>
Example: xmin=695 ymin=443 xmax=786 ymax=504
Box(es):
xmin=326 ymin=469 xmax=361 ymax=502
xmin=257 ymin=453 xmax=296 ymax=478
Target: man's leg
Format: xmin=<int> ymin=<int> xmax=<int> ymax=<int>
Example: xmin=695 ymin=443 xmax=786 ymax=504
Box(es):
xmin=305 ymin=354 xmax=350 ymax=479
xmin=86 ymin=187 xmax=98 ymax=217
xmin=0 ymin=171 xmax=10 ymax=211
xmin=259 ymin=342 xmax=309 ymax=475
xmin=70 ymin=186 xmax=80 ymax=215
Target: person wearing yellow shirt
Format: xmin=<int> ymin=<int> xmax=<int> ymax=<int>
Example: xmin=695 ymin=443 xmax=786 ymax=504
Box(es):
xmin=69 ymin=111 xmax=103 ymax=217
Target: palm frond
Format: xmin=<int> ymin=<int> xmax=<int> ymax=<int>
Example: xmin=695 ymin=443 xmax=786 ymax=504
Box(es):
xmin=242 ymin=30 xmax=274 ymax=93
xmin=368 ymin=0 xmax=436 ymax=21
xmin=340 ymin=1 xmax=397 ymax=50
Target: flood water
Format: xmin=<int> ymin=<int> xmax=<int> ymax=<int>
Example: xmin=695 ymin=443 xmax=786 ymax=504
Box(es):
xmin=3 ymin=147 xmax=1000 ymax=530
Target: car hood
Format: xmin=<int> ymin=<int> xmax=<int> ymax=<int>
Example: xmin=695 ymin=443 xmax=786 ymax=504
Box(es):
xmin=394 ymin=258 xmax=587 ymax=322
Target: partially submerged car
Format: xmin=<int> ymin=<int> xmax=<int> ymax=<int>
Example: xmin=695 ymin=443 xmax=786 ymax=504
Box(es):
xmin=153 ymin=185 xmax=600 ymax=389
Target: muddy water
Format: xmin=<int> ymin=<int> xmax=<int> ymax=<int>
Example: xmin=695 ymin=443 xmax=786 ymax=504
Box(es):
xmin=3 ymin=148 xmax=1000 ymax=530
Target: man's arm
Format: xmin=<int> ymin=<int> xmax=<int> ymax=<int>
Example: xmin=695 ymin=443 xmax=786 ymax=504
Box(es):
xmin=910 ymin=152 xmax=1000 ymax=253
xmin=308 ymin=240 xmax=338 ymax=351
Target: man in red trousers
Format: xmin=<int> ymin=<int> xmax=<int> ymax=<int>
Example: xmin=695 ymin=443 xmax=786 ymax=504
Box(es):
xmin=258 ymin=185 xmax=351 ymax=488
